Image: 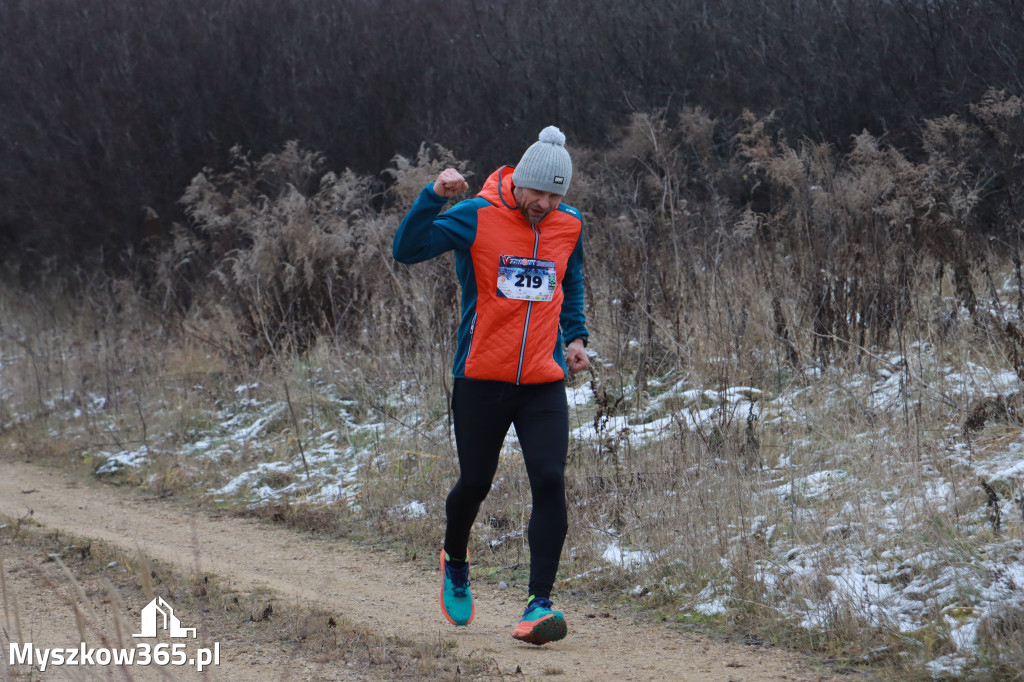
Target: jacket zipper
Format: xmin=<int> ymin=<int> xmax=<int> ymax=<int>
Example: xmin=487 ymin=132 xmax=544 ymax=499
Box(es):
xmin=515 ymin=225 xmax=541 ymax=384
xmin=467 ymin=312 xmax=478 ymax=358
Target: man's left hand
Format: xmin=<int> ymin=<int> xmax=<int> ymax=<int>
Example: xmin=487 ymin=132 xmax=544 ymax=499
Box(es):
xmin=566 ymin=339 xmax=589 ymax=374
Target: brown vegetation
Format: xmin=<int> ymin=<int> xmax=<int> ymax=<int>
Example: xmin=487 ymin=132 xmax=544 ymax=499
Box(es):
xmin=2 ymin=0 xmax=1023 ymax=272
xmin=3 ymin=88 xmax=1024 ymax=679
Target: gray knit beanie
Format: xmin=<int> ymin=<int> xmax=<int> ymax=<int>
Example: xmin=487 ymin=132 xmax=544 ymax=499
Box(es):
xmin=512 ymin=126 xmax=572 ymax=195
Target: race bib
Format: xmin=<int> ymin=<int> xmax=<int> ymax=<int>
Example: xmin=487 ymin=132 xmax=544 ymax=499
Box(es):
xmin=496 ymin=255 xmax=556 ymax=301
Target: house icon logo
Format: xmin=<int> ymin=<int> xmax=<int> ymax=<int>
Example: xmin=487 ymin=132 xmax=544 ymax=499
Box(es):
xmin=132 ymin=597 xmax=197 ymax=638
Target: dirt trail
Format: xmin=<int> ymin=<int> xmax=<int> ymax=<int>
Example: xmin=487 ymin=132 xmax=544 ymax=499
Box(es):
xmin=0 ymin=458 xmax=837 ymax=681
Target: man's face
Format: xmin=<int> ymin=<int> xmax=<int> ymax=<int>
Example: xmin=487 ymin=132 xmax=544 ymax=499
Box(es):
xmin=513 ymin=186 xmax=563 ymax=224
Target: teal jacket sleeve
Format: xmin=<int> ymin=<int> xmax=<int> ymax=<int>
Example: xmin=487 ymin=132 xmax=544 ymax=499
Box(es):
xmin=559 ymin=231 xmax=589 ymax=346
xmin=393 ymin=184 xmax=478 ymax=264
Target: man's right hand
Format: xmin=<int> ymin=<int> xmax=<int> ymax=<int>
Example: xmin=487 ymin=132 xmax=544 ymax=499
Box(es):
xmin=433 ymin=168 xmax=469 ymax=198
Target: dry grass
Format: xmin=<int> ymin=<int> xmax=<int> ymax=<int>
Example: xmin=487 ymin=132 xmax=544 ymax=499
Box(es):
xmin=3 ymin=94 xmax=1024 ymax=680
xmin=0 ymin=512 xmax=478 ymax=680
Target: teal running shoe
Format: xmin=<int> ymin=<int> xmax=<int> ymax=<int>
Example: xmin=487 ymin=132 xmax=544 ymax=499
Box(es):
xmin=512 ymin=595 xmax=566 ymax=645
xmin=439 ymin=549 xmax=473 ymax=626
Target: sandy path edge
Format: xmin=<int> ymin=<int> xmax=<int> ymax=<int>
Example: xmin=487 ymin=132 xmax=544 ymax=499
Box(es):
xmin=0 ymin=457 xmax=837 ymax=681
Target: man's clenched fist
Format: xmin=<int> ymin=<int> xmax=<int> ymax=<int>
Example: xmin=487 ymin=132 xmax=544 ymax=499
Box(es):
xmin=433 ymin=168 xmax=469 ymax=198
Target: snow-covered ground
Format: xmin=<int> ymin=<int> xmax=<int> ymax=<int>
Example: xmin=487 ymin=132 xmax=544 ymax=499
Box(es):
xmin=2 ymin=340 xmax=1021 ymax=678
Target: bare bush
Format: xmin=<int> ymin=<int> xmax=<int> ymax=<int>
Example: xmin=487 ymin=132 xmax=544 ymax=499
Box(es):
xmin=164 ymin=143 xmax=375 ymax=360
xmin=162 ymin=141 xmax=465 ymax=365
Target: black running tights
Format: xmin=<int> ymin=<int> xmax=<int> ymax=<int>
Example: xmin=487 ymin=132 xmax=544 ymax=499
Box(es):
xmin=444 ymin=378 xmax=568 ymax=600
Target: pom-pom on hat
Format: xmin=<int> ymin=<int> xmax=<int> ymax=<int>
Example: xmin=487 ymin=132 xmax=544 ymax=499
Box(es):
xmin=512 ymin=126 xmax=572 ymax=195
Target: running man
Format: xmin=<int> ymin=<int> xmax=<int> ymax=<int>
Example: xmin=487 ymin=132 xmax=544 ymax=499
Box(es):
xmin=393 ymin=126 xmax=589 ymax=644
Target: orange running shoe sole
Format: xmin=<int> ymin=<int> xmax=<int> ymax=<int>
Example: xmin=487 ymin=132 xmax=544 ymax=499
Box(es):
xmin=512 ymin=612 xmax=567 ymax=645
